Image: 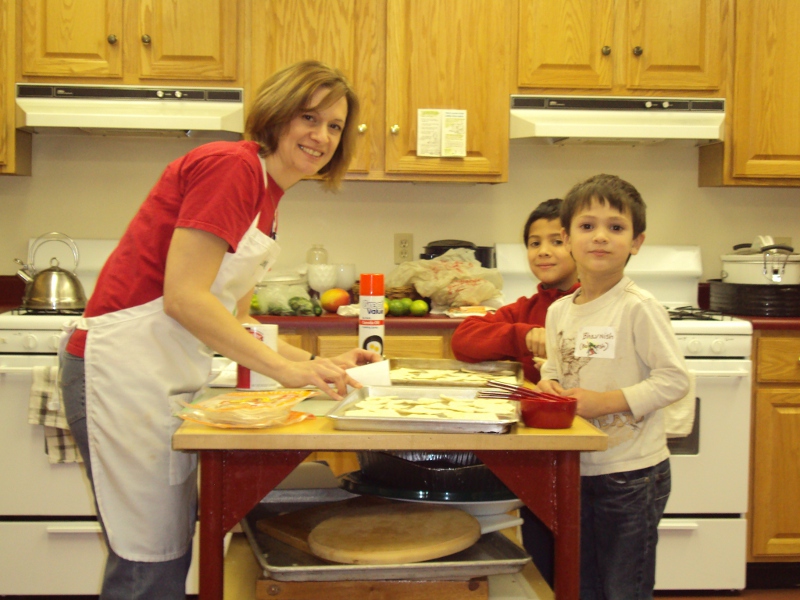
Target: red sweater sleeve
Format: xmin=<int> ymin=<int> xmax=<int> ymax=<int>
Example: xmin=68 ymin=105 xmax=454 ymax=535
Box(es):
xmin=450 ymin=283 xmax=579 ymax=382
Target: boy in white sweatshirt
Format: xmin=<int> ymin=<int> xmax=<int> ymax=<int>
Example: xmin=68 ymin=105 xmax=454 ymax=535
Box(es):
xmin=539 ymin=173 xmax=690 ymax=600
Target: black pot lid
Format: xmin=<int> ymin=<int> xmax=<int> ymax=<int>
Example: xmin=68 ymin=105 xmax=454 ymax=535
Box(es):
xmin=424 ymin=239 xmax=477 ymax=250
xmin=339 ymin=470 xmax=517 ymax=502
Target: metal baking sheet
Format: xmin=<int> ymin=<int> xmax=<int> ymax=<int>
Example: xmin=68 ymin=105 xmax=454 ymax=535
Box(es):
xmin=326 ymin=386 xmax=519 ymax=434
xmin=242 ymin=503 xmax=530 ymax=582
xmin=388 ymin=358 xmax=524 ymax=387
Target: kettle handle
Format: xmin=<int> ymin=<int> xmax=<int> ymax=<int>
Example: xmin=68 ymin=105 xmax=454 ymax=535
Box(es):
xmin=28 ymin=232 xmax=80 ymax=272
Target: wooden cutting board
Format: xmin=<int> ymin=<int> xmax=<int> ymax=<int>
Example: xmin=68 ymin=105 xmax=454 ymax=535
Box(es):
xmin=257 ymin=496 xmax=395 ymax=555
xmin=307 ymin=501 xmax=481 ymax=565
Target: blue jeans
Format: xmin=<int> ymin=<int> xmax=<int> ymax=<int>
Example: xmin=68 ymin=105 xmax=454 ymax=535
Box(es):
xmin=580 ymin=459 xmax=671 ymax=600
xmin=60 ymin=351 xmax=193 ymax=600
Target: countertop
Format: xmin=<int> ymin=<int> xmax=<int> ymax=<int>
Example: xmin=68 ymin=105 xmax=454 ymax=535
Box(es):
xmin=173 ymin=410 xmax=607 ymax=452
xmin=254 ymin=313 xmax=800 ymax=332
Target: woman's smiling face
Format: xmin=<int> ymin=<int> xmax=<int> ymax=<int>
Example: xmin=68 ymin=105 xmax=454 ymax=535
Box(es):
xmin=272 ymin=86 xmax=348 ymax=187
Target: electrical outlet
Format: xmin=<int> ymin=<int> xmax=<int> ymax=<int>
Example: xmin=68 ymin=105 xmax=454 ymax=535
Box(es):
xmin=394 ymin=233 xmax=414 ymax=264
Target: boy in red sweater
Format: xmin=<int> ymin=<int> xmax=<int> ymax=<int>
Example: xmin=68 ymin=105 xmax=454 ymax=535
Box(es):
xmin=451 ymin=198 xmax=579 ymax=383
xmin=451 ymin=198 xmax=579 ymax=587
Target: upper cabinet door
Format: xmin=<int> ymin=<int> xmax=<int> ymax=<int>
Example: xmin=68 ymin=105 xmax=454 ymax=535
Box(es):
xmin=21 ymin=0 xmax=123 ymax=77
xmin=518 ymin=0 xmax=614 ymax=90
xmin=249 ymin=0 xmax=382 ymax=175
xmin=625 ymin=0 xmax=723 ymax=91
xmin=138 ymin=0 xmax=238 ymax=80
xmin=731 ymin=0 xmax=800 ymax=179
xmin=385 ymin=0 xmax=508 ymax=177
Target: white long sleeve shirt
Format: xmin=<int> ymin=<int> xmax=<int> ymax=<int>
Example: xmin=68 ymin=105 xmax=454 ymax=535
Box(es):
xmin=541 ymin=277 xmax=690 ymax=476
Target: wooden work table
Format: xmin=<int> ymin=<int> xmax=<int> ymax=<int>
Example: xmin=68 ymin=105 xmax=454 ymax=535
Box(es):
xmin=174 ymin=413 xmax=607 ymax=600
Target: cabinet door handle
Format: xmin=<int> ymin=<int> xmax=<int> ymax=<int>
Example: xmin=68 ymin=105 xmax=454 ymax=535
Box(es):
xmin=357 ymin=124 xmax=368 ymax=133
xmin=47 ymin=523 xmax=103 ymax=534
xmin=107 ymin=34 xmax=118 ymax=45
xmin=601 ymin=45 xmax=611 ymax=56
xmin=142 ymin=34 xmax=152 ymax=45
xmin=390 ymin=124 xmax=400 ymax=135
xmin=658 ymin=521 xmax=699 ymax=531
xmin=632 ymin=46 xmax=643 ymax=56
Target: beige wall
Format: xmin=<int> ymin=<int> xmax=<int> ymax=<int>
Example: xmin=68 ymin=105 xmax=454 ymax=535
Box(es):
xmin=1 ymin=133 xmax=798 ymax=281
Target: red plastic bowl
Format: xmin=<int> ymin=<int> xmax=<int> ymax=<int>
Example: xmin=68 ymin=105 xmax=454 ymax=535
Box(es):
xmin=520 ymin=397 xmax=577 ymax=429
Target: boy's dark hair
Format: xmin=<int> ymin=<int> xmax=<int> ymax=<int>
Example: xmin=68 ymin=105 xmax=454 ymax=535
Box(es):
xmin=560 ymin=174 xmax=647 ymax=238
xmin=522 ymin=198 xmax=563 ymax=244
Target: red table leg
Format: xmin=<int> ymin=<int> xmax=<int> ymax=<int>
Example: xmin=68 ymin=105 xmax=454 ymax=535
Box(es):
xmin=475 ymin=450 xmax=580 ymax=599
xmin=198 ymin=450 xmax=310 ymax=600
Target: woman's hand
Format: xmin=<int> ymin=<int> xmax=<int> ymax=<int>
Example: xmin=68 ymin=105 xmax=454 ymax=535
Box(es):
xmin=274 ymin=357 xmax=361 ymax=401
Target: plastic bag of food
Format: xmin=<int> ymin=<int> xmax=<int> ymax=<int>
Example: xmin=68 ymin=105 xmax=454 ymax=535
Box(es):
xmin=175 ymin=390 xmax=317 ymax=429
xmin=385 ymin=248 xmax=503 ymax=311
xmin=252 ymin=284 xmax=311 ymax=316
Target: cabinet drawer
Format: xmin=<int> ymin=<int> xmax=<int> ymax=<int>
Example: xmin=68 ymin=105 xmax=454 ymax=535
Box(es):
xmin=757 ymin=337 xmax=800 ymax=383
xmin=654 ymin=517 xmax=746 ymax=590
xmin=0 ymin=521 xmax=106 ymax=594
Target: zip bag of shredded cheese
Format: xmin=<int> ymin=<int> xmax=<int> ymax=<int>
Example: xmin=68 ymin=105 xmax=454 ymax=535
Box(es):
xmin=175 ymin=390 xmax=317 ymax=429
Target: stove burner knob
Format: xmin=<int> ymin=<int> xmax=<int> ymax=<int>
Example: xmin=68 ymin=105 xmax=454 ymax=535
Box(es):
xmin=711 ymin=338 xmax=726 ymax=354
xmin=688 ymin=339 xmax=702 ymax=354
xmin=50 ymin=334 xmax=61 ymax=351
xmin=23 ymin=335 xmax=38 ymax=350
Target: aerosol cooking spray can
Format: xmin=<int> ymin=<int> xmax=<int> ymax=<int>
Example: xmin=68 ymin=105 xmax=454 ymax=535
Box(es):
xmin=358 ymin=273 xmax=385 ymax=355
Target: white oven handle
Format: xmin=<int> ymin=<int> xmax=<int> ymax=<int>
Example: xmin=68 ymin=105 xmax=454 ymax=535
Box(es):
xmin=0 ymin=366 xmax=40 ymax=373
xmin=658 ymin=521 xmax=700 ymax=531
xmin=688 ymin=369 xmax=750 ymax=378
xmin=46 ymin=523 xmax=102 ymax=535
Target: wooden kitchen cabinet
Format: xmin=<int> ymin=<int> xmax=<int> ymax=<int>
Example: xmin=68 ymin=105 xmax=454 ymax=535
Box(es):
xmin=517 ymin=0 xmax=728 ymax=96
xmin=248 ymin=0 xmax=510 ymax=182
xmin=0 ymin=0 xmax=31 ymax=175
xmin=20 ymin=0 xmax=241 ymax=84
xmin=699 ymin=0 xmax=800 ymax=186
xmin=749 ymin=332 xmax=800 ymax=559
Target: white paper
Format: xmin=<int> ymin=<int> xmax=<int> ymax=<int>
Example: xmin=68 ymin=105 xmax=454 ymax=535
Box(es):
xmin=417 ymin=109 xmax=443 ymax=157
xmin=441 ymin=109 xmax=467 ymax=157
xmin=345 ymin=360 xmax=391 ymax=393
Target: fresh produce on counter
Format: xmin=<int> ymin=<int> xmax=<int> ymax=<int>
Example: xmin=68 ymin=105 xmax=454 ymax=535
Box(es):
xmin=320 ymin=288 xmax=352 ymax=313
xmin=251 ymin=284 xmax=322 ymax=316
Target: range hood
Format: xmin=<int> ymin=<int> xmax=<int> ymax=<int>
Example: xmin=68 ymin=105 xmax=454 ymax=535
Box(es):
xmin=16 ymin=84 xmax=244 ymax=135
xmin=510 ymin=95 xmax=725 ymax=145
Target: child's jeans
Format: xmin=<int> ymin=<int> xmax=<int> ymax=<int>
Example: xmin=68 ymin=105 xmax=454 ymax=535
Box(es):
xmin=580 ymin=459 xmax=671 ymax=600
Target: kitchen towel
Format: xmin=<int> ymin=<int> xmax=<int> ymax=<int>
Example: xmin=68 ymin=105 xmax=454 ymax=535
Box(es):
xmin=664 ymin=371 xmax=697 ymax=439
xmin=27 ymin=365 xmax=82 ymax=464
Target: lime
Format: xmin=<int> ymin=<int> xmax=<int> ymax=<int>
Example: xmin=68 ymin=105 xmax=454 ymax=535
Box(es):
xmin=399 ymin=297 xmax=413 ymax=312
xmin=388 ymin=299 xmax=409 ymax=316
xmin=410 ymin=299 xmax=430 ymax=317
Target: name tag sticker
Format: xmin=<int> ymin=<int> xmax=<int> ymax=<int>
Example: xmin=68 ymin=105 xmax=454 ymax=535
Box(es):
xmin=575 ymin=326 xmax=616 ymax=358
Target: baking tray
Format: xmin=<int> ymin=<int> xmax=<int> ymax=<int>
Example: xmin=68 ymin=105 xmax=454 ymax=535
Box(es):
xmin=242 ymin=503 xmax=530 ymax=582
xmin=388 ymin=358 xmax=523 ymax=387
xmin=355 ymin=452 xmax=511 ymax=496
xmin=326 ymin=386 xmax=519 ymax=434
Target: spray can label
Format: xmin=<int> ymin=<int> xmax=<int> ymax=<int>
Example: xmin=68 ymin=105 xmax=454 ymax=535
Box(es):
xmin=359 ymin=274 xmax=385 ymax=355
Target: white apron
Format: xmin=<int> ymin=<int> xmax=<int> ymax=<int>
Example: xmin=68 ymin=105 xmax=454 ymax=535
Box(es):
xmin=80 ymin=218 xmax=278 ymax=562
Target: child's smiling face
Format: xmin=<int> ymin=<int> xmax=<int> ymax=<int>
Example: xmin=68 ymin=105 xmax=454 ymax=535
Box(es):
xmin=564 ymin=196 xmax=645 ymax=281
xmin=527 ymin=218 xmax=578 ymax=290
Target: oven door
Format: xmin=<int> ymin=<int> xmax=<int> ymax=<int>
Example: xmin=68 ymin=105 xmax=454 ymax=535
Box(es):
xmin=665 ymin=358 xmax=752 ymax=514
xmin=0 ymin=354 xmax=96 ymax=516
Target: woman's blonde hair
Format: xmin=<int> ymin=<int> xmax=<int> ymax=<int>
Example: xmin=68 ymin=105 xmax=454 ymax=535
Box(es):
xmin=246 ymin=60 xmax=360 ymax=191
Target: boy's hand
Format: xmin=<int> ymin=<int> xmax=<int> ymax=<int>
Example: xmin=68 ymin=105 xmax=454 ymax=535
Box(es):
xmin=537 ymin=378 xmax=565 ymax=395
xmin=526 ymin=327 xmax=547 ymax=358
xmin=562 ymin=388 xmax=630 ymax=419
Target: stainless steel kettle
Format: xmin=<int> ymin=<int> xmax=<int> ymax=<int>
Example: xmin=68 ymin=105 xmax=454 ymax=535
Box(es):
xmin=15 ymin=232 xmax=87 ymax=312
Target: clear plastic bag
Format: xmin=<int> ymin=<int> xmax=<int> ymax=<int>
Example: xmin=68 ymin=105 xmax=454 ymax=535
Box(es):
xmin=386 ymin=248 xmax=503 ymax=311
xmin=175 ymin=390 xmax=317 ymax=429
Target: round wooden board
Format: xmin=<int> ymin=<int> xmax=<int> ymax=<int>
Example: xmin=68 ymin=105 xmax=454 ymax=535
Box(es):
xmin=307 ymin=502 xmax=481 ymax=564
